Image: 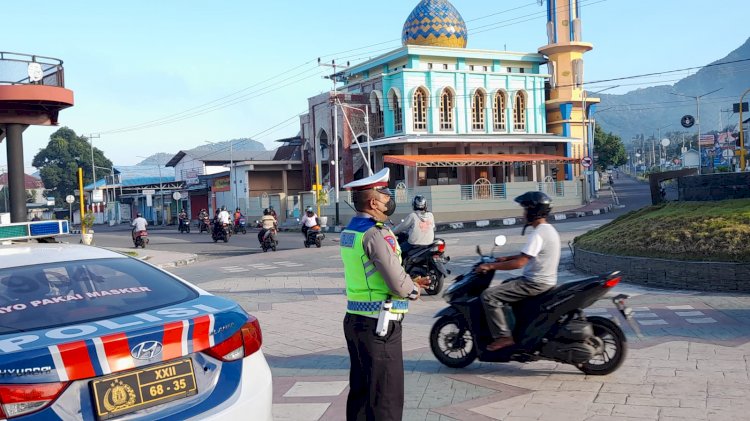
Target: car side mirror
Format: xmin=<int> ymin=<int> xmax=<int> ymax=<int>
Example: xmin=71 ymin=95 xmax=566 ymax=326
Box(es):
xmin=494 ymin=235 xmax=507 ymax=247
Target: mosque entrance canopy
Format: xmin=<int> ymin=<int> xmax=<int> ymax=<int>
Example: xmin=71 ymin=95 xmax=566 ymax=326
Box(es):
xmin=384 ymin=154 xmax=577 ymax=168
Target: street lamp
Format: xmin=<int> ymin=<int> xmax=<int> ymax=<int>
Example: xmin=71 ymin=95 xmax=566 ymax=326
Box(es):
xmin=137 ymin=155 xmax=165 ymax=225
xmin=739 ymin=88 xmax=750 ymax=171
xmin=669 ymin=88 xmax=722 ymax=174
xmin=205 ymin=140 xmax=237 ymax=211
xmin=583 ymin=85 xmax=620 ymax=200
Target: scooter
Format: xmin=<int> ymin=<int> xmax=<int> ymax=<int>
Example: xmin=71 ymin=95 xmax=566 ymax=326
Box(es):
xmin=234 ymin=217 xmax=247 ymax=235
xmin=199 ymin=216 xmax=210 ymax=234
xmin=397 ymin=232 xmax=450 ymax=296
xmin=304 ymin=225 xmax=324 ymax=248
xmin=178 ymin=218 xmax=191 ymax=234
xmin=260 ymin=228 xmax=278 ymax=252
xmin=132 ymin=230 xmax=149 ymax=248
xmin=429 ymin=235 xmax=635 ymax=375
xmin=212 ymin=223 xmax=231 ymax=243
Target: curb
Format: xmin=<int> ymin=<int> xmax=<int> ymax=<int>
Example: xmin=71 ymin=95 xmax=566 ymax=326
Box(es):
xmin=276 ymin=202 xmax=615 ymax=234
xmin=156 ymin=255 xmax=198 ymax=269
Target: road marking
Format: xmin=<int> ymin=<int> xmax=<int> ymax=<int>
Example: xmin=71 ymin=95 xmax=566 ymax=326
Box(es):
xmin=666 ymin=305 xmax=695 ymax=310
xmin=275 ymin=261 xmax=304 ymax=267
xmin=248 ymin=264 xmax=276 ymax=270
xmin=685 ymin=318 xmax=717 ymax=324
xmin=675 ymin=311 xmax=705 ymax=317
xmin=632 ymin=307 xmax=651 ymax=312
xmin=633 ymin=312 xmax=660 ymax=318
xmin=637 ymin=319 xmax=668 ymax=326
xmin=585 ymin=308 xmax=609 ymax=314
xmin=222 ymin=266 xmax=250 ymax=273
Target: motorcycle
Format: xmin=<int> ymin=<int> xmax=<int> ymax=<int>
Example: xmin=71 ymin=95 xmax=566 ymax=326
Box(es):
xmin=233 ymin=217 xmax=247 ymax=235
xmin=199 ymin=216 xmax=210 ymax=234
xmin=304 ymin=225 xmax=324 ymax=248
xmin=212 ymin=223 xmax=231 ymax=243
xmin=178 ymin=218 xmax=191 ymax=234
xmin=429 ymin=235 xmax=635 ymax=375
xmin=397 ymin=232 xmax=450 ymax=296
xmin=132 ymin=230 xmax=149 ymax=248
xmin=260 ymin=228 xmax=278 ymax=252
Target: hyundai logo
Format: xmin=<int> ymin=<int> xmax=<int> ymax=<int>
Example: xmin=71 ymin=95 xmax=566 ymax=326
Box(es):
xmin=131 ymin=341 xmax=163 ymax=360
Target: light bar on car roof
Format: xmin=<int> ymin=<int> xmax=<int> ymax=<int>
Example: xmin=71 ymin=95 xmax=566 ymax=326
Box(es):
xmin=0 ymin=220 xmax=70 ymax=241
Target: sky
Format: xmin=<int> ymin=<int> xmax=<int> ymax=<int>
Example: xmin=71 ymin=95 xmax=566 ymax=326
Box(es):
xmin=2 ymin=0 xmax=748 ymax=173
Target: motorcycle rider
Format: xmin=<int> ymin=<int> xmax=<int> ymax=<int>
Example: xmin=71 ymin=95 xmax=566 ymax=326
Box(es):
xmin=476 ymin=191 xmax=560 ymax=351
xmin=268 ymin=205 xmax=278 ymax=221
xmin=178 ymin=209 xmax=189 ymax=229
xmin=198 ymin=208 xmax=209 ymax=231
xmin=300 ymin=206 xmax=319 ymax=240
xmin=258 ymin=208 xmax=278 ymax=246
xmin=392 ymin=195 xmax=435 ymax=257
xmin=131 ymin=212 xmax=148 ymax=242
xmin=214 ymin=206 xmax=231 ymax=235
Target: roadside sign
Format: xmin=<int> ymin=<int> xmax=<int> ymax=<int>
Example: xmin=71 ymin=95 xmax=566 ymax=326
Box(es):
xmin=142 ymin=189 xmax=156 ymax=195
xmin=172 ymin=192 xmax=182 ymax=200
xmin=92 ymin=189 xmax=104 ymax=203
xmin=733 ymin=102 xmax=749 ymax=113
xmin=581 ymin=156 xmax=593 ymax=168
xmin=65 ymin=195 xmax=75 ymax=204
xmin=681 ymin=115 xmax=695 ymax=128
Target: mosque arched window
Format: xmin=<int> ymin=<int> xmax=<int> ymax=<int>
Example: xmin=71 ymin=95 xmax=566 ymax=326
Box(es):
xmin=471 ymin=89 xmax=486 ymax=131
xmin=439 ymin=88 xmax=454 ymax=131
xmin=370 ymin=91 xmax=384 ymax=138
xmin=413 ymin=87 xmax=428 ymax=131
xmin=493 ymin=91 xmax=507 ymax=131
xmin=388 ymin=89 xmax=403 ymax=133
xmin=513 ymin=91 xmax=527 ymax=131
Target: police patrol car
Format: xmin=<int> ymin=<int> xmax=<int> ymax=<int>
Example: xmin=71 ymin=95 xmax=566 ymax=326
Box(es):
xmin=0 ymin=221 xmax=272 ymax=420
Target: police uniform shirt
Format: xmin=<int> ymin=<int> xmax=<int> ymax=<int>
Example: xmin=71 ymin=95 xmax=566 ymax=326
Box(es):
xmin=358 ymin=212 xmax=417 ymax=298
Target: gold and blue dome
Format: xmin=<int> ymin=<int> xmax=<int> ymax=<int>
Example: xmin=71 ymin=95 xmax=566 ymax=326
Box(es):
xmin=402 ymin=0 xmax=468 ymax=48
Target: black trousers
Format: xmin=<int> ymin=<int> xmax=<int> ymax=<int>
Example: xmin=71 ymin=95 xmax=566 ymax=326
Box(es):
xmin=480 ymin=277 xmax=553 ymax=339
xmin=343 ymin=313 xmax=404 ymax=421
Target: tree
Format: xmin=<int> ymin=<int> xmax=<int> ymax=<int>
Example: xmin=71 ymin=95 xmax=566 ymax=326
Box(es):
xmin=31 ymin=127 xmax=113 ymax=203
xmin=594 ymin=124 xmax=627 ymax=170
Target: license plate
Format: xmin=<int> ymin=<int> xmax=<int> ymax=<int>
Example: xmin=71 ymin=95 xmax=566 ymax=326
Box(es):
xmin=91 ymin=359 xmax=198 ymax=420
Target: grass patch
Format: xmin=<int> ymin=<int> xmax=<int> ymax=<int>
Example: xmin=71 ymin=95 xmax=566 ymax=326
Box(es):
xmin=122 ymin=251 xmax=139 ymax=257
xmin=574 ymin=199 xmax=750 ymax=262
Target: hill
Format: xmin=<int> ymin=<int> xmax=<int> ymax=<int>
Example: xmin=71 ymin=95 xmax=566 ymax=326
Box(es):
xmin=595 ymin=37 xmax=750 ymax=143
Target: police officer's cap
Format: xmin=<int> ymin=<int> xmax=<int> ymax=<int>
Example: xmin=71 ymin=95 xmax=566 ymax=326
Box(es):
xmin=342 ymin=168 xmax=390 ymax=191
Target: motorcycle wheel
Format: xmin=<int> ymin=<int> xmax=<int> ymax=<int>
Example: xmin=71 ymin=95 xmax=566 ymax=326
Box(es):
xmin=315 ymin=239 xmax=322 ymax=248
xmin=262 ymin=246 xmax=267 ymax=252
xmin=187 ymin=227 xmax=190 ymax=233
xmin=578 ymin=316 xmax=627 ymax=376
xmin=272 ymin=245 xmax=277 ymax=252
xmin=423 ymin=272 xmax=444 ymax=296
xmin=242 ymin=228 xmax=247 ymax=235
xmin=304 ymin=241 xmax=310 ymax=248
xmin=223 ymin=236 xmax=228 ymax=243
xmin=429 ymin=315 xmax=476 ymax=368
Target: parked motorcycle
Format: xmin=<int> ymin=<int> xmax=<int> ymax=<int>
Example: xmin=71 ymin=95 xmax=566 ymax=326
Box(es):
xmin=199 ymin=216 xmax=210 ymax=234
xmin=260 ymin=229 xmax=278 ymax=252
xmin=212 ymin=223 xmax=231 ymax=243
xmin=132 ymin=230 xmax=149 ymax=248
xmin=304 ymin=225 xmax=324 ymax=248
xmin=234 ymin=217 xmax=247 ymax=235
xmin=397 ymin=232 xmax=450 ymax=296
xmin=178 ymin=218 xmax=191 ymax=234
xmin=429 ymin=235 xmax=634 ymax=375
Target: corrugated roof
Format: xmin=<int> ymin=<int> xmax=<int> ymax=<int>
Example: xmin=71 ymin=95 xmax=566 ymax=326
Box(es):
xmin=0 ymin=173 xmax=45 ymax=189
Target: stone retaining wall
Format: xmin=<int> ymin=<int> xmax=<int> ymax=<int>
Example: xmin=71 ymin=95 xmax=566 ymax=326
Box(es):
xmin=573 ymin=246 xmax=750 ymax=292
xmin=678 ymin=172 xmax=750 ymax=201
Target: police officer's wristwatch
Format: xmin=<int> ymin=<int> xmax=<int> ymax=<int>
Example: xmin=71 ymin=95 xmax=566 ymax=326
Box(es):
xmin=408 ymin=287 xmax=419 ymax=300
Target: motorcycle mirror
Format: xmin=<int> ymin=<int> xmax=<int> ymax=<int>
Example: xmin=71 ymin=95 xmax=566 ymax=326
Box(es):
xmin=494 ymin=235 xmax=507 ymax=247
xmin=400 ymin=219 xmax=404 ymax=223
xmin=476 ymin=245 xmax=482 ymax=256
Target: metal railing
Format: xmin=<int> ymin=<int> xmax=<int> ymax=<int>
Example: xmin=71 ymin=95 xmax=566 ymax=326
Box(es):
xmin=0 ymin=52 xmax=65 ymax=87
xmin=538 ymin=181 xmax=565 ymax=197
xmin=460 ymin=183 xmax=506 ymax=200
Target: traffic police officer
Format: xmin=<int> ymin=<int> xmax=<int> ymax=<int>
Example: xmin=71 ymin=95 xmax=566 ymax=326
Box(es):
xmin=340 ymin=168 xmax=428 ymax=421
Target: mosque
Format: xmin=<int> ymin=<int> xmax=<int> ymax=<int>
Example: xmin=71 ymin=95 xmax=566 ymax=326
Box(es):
xmin=299 ymin=0 xmax=597 ymax=222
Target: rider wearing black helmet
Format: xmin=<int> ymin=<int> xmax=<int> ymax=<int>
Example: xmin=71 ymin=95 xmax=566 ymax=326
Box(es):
xmin=475 ymin=191 xmax=560 ymax=351
xmin=258 ymin=208 xmax=278 ymax=245
xmin=393 ymin=195 xmax=435 ymax=256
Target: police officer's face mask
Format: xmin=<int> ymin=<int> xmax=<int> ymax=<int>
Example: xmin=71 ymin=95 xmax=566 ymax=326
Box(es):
xmin=373 ymin=188 xmax=396 ymax=217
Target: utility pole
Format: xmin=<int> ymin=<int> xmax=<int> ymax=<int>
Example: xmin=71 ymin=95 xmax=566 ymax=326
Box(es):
xmin=670 ymin=88 xmax=722 ymax=174
xmin=319 ymin=58 xmax=349 ymax=227
xmin=87 ymin=133 xmax=100 ymax=189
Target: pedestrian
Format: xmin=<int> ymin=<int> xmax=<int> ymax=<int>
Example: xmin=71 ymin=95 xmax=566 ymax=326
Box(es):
xmin=340 ymin=168 xmax=429 ymax=421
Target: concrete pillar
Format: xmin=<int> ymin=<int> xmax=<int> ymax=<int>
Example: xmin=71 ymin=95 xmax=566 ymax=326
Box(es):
xmin=5 ymin=124 xmax=28 ymax=223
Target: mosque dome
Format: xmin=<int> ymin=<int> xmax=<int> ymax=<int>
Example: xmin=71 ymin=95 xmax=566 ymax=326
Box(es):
xmin=402 ymin=0 xmax=468 ymax=48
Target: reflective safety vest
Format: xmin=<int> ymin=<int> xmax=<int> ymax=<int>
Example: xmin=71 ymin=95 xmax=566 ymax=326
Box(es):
xmin=340 ymin=217 xmax=409 ymax=316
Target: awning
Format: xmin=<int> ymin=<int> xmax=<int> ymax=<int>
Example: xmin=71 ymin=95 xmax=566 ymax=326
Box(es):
xmin=384 ymin=154 xmax=578 ymax=168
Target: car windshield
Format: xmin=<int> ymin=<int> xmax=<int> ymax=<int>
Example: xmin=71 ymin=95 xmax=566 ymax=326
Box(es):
xmin=0 ymin=258 xmax=198 ymax=334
